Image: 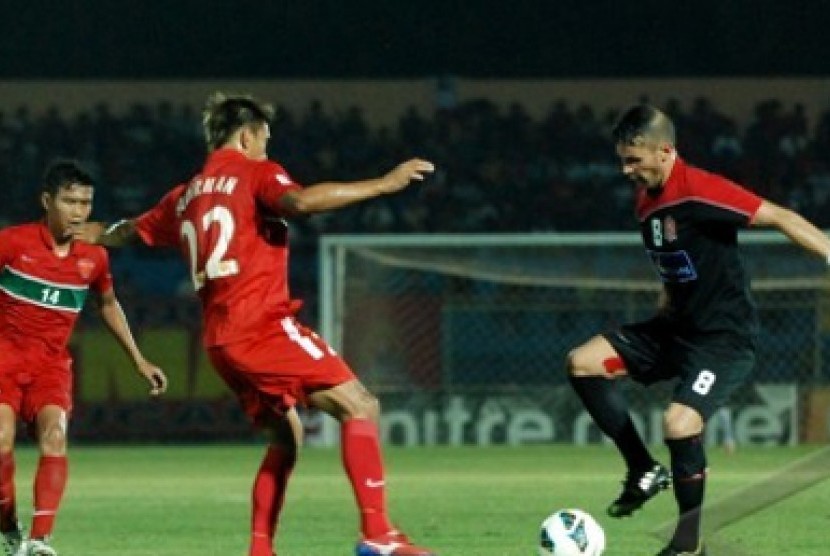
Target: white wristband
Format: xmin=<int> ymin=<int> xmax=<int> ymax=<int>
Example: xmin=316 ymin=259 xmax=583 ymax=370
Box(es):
xmin=104 ymin=219 xmax=128 ymax=235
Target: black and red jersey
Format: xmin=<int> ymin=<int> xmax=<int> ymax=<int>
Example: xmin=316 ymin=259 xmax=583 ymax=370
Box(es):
xmin=635 ymin=157 xmax=763 ymax=338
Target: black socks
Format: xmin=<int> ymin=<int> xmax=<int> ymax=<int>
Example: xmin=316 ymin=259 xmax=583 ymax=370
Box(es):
xmin=569 ymin=375 xmax=656 ymax=472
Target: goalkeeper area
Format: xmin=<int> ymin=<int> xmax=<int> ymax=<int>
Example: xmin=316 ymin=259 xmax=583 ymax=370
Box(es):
xmin=319 ymin=232 xmax=830 ymax=447
xmin=19 ymin=444 xmax=829 ymax=555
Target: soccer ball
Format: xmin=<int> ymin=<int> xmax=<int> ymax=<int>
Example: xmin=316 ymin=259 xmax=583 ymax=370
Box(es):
xmin=538 ymin=508 xmax=605 ymax=556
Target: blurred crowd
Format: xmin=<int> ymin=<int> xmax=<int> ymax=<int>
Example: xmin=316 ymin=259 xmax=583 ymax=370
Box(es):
xmin=4 ymin=94 xmax=830 ymax=325
xmin=3 ymin=95 xmax=830 ymax=236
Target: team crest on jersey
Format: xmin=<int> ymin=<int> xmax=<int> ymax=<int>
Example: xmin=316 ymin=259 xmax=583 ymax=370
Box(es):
xmin=663 ymin=215 xmax=678 ymax=242
xmin=77 ymin=258 xmax=96 ymax=280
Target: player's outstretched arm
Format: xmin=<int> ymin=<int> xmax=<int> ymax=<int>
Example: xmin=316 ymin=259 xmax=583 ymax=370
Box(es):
xmin=96 ymin=290 xmax=169 ymax=396
xmin=72 ymin=219 xmax=139 ymax=247
xmin=279 ymin=158 xmax=435 ymax=216
xmin=751 ymin=200 xmax=830 ymax=261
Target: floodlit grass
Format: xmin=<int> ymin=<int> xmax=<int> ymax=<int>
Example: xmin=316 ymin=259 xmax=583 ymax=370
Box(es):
xmin=9 ymin=444 xmax=828 ymax=555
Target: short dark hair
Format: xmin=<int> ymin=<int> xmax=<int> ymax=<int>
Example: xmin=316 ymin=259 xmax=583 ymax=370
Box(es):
xmin=41 ymin=159 xmax=95 ymax=195
xmin=202 ymin=92 xmax=274 ymax=151
xmin=612 ymin=104 xmax=676 ymax=147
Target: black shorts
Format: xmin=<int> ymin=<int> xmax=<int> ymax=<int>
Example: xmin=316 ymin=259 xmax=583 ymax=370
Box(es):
xmin=603 ymin=316 xmax=756 ymax=420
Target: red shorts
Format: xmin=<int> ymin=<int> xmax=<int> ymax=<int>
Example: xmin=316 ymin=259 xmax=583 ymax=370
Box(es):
xmin=0 ymin=355 xmax=73 ymax=422
xmin=207 ymin=316 xmax=355 ymax=424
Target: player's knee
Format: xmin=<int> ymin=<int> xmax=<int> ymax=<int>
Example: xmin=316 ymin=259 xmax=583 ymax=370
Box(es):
xmin=0 ymin=427 xmax=14 ymax=453
xmin=567 ymin=349 xmax=621 ymax=378
xmin=37 ymin=424 xmax=67 ymax=455
xmin=337 ymin=390 xmax=379 ymax=422
xmin=566 ymin=349 xmax=592 ymax=377
xmin=352 ymin=393 xmax=380 ymax=421
xmin=662 ymin=406 xmax=704 ymax=439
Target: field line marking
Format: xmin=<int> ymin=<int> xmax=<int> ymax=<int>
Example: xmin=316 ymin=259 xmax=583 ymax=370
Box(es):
xmin=650 ymin=446 xmax=830 ymax=555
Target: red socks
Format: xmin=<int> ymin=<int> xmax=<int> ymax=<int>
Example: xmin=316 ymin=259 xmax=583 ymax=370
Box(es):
xmin=30 ymin=455 xmax=68 ymax=539
xmin=0 ymin=452 xmax=16 ymax=532
xmin=341 ymin=419 xmax=393 ymax=538
xmin=249 ymin=446 xmax=296 ymax=556
xmin=249 ymin=419 xmax=392 ymax=553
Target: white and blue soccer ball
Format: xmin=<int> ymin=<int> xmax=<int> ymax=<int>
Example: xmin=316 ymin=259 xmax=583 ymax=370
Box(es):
xmin=538 ymin=508 xmax=606 ymax=556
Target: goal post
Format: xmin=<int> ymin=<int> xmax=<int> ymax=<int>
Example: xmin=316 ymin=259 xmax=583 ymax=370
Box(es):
xmin=318 ymin=232 xmax=830 ymax=447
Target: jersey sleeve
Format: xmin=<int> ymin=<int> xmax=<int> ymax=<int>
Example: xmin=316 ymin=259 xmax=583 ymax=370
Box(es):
xmin=687 ymin=168 xmax=763 ymax=226
xmin=252 ymin=161 xmax=303 ymax=214
xmin=91 ymin=247 xmax=114 ymax=294
xmin=135 ymin=185 xmax=186 ymax=247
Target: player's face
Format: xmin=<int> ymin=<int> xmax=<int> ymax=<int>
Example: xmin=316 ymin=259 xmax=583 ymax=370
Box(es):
xmin=246 ymin=123 xmax=270 ymax=161
xmin=42 ymin=183 xmax=94 ymax=240
xmin=616 ymin=142 xmax=670 ymax=190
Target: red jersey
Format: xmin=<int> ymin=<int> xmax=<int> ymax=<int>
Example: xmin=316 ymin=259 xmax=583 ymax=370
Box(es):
xmin=0 ymin=222 xmax=113 ymax=361
xmin=135 ymin=148 xmax=302 ymax=346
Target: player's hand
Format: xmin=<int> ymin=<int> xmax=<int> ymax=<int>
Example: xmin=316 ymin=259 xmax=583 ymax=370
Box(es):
xmin=70 ymin=222 xmax=107 ymax=244
xmin=380 ymin=158 xmax=435 ymax=193
xmin=136 ymin=359 xmax=168 ymax=396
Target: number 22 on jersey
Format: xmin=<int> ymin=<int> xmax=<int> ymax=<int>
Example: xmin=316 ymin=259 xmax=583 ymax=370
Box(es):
xmin=180 ymin=205 xmax=240 ymax=290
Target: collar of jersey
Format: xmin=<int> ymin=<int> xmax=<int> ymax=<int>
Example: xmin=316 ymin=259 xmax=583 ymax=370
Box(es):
xmin=37 ymin=219 xmax=75 ymax=259
xmin=210 ymin=147 xmax=249 ymax=163
xmin=661 ymin=156 xmax=686 ymax=193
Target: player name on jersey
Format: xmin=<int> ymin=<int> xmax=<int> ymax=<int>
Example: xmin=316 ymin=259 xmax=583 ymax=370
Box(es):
xmin=176 ymin=175 xmax=239 ymax=216
xmin=0 ymin=266 xmax=88 ymax=313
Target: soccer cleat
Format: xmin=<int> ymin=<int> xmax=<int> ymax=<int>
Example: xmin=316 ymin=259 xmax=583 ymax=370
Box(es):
xmin=23 ymin=539 xmax=56 ymax=556
xmin=356 ymin=529 xmax=436 ymax=556
xmin=0 ymin=523 xmax=23 ymax=556
xmin=655 ymin=542 xmax=706 ymax=555
xmin=607 ymin=463 xmax=671 ymax=518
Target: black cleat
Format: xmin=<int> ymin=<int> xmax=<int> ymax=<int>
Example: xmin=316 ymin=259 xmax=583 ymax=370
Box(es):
xmin=655 ymin=542 xmax=706 ymax=555
xmin=607 ymin=463 xmax=671 ymax=518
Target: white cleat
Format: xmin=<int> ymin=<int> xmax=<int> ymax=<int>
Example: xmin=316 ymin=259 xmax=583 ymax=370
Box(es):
xmin=23 ymin=539 xmax=56 ymax=556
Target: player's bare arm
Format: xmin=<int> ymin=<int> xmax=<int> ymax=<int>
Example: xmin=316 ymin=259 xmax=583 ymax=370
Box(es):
xmin=279 ymin=158 xmax=435 ymax=216
xmin=96 ymin=289 xmax=168 ymax=396
xmin=751 ymin=199 xmax=830 ymax=260
xmin=71 ymin=219 xmax=139 ymax=247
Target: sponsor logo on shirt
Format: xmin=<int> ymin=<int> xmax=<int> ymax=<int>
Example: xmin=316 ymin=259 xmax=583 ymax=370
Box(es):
xmin=77 ymin=258 xmax=96 ymax=280
xmin=647 ymin=249 xmax=698 ymax=283
xmin=275 ymin=173 xmax=292 ymax=186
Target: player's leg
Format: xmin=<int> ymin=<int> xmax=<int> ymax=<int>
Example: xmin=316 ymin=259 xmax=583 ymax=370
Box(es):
xmin=309 ymin=381 xmax=389 ymax=536
xmin=661 ymin=403 xmax=706 ymax=555
xmin=29 ymin=405 xmax=68 ymax=549
xmin=567 ymin=334 xmax=669 ymax=517
xmin=207 ymin=346 xmax=300 ymax=556
xmin=658 ymin=345 xmax=753 ymax=556
xmin=248 ymin=410 xmax=302 ymax=556
xmin=0 ymin=404 xmax=22 ymax=554
xmin=213 ymin=320 xmax=432 ymax=555
xmin=310 ymin=381 xmax=435 ymax=556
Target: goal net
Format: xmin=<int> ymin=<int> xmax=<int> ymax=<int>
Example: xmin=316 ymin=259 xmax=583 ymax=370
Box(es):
xmin=319 ymin=232 xmax=830 ymax=447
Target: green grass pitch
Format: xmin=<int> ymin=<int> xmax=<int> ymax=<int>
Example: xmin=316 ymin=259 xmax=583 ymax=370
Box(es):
xmin=10 ymin=444 xmax=828 ymax=555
